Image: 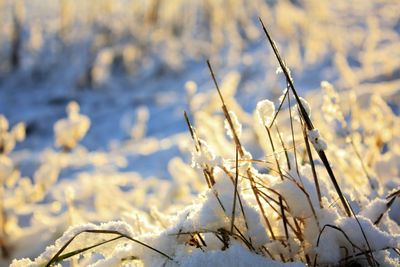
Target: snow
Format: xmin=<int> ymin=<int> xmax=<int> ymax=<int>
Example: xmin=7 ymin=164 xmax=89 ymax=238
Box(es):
xmin=256 ymin=99 xmax=275 ymax=126
xmin=1 ymin=0 xmax=400 ymax=266
xmin=308 ymin=129 xmax=327 ymax=151
xmin=297 ymin=97 xmax=311 ymax=118
xmin=191 ymin=139 xmax=222 ymax=169
xmin=177 ymin=242 xmax=305 ymax=267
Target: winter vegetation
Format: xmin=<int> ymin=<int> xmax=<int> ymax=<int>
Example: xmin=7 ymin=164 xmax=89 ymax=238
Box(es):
xmin=0 ymin=0 xmax=400 ymax=266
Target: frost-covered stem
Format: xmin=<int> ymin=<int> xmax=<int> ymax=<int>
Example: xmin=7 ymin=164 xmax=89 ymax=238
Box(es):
xmin=206 ymin=60 xmax=244 ymax=157
xmin=293 ymin=218 xmax=311 ymax=264
xmin=259 ymin=19 xmax=349 ymax=215
xmin=207 ymin=168 xmax=254 ymax=249
xmin=176 ymin=229 xmax=251 ymax=250
xmin=264 ymin=125 xmax=283 ymax=180
xmin=278 ymin=198 xmax=291 ymax=260
xmin=184 ymin=111 xmax=199 ymax=152
xmin=269 ymin=88 xmax=288 ymax=129
xmin=205 ymin=171 xmax=223 ymax=208
xmin=257 ymin=187 xmax=303 ymax=241
xmin=259 ymin=18 xmax=351 ymax=217
xmin=248 ymin=172 xmax=276 ymax=241
xmin=183 ymin=111 xmax=214 ymax=188
xmin=259 ymin=18 xmax=312 ymax=130
xmin=230 ymin=146 xmax=239 ymax=234
xmin=184 ymin=111 xmax=217 ymax=187
xmin=275 ymin=124 xmax=290 ymax=170
xmin=204 ymin=167 xmax=216 ymax=188
xmin=202 ymin=169 xmax=213 ymax=188
xmin=291 ymin=218 xmax=311 ymax=264
xmin=233 ymin=226 xmax=255 ymax=251
xmin=302 ymin=121 xmax=322 ymax=208
xmin=262 ymin=246 xmax=276 ymax=260
xmin=221 ymin=166 xmax=253 ymax=238
xmin=208 ymin=60 xmax=270 ymax=249
xmin=257 ymin=199 xmax=277 ymax=240
xmin=196 ymin=233 xmax=207 ymax=248
xmin=286 ymin=86 xmax=300 ymax=177
xmin=255 ymin=188 xmax=283 ymax=212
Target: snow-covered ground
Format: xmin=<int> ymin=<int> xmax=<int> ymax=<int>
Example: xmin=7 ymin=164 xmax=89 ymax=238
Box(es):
xmin=1 ymin=0 xmax=400 ymax=266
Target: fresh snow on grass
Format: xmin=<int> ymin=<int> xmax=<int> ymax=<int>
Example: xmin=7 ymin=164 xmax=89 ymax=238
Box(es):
xmin=0 ymin=0 xmax=400 ymax=266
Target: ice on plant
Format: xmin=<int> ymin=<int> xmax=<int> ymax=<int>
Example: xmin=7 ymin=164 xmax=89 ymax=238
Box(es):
xmin=1 ymin=1 xmax=400 ymax=267
xmin=256 ymin=99 xmax=275 ymax=126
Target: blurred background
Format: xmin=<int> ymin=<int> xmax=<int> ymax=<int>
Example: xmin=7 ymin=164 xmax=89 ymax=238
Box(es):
xmin=0 ymin=0 xmax=400 ymax=263
xmin=1 ymin=0 xmax=399 ymax=159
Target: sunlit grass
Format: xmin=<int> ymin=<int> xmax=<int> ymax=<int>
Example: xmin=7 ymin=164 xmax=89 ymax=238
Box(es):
xmin=0 ymin=0 xmax=399 ymax=266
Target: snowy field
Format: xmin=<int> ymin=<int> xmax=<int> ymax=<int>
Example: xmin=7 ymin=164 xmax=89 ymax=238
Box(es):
xmin=1 ymin=0 xmax=400 ymax=266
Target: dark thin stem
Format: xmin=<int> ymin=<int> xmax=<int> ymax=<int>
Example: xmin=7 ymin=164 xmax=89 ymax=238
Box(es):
xmin=269 ymin=89 xmax=288 ymax=128
xmin=375 ymin=195 xmax=397 ymax=225
xmin=258 ymin=18 xmax=312 ymax=129
xmin=207 ymin=60 xmax=244 ymax=156
xmin=259 ymin=17 xmax=351 ymax=217
xmin=207 ymin=60 xmax=225 ymax=105
xmin=184 ymin=111 xmax=199 ymax=152
xmin=275 ymin=124 xmax=290 ymax=170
